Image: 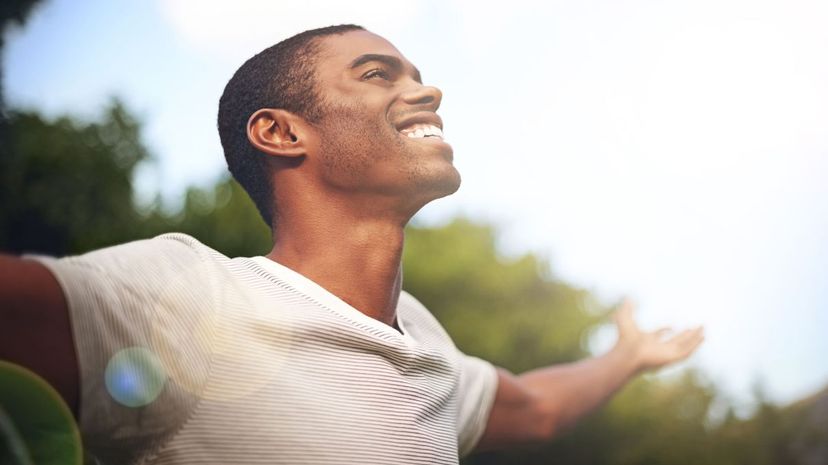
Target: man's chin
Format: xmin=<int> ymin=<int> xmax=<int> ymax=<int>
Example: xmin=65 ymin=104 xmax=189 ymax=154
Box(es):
xmin=418 ymin=169 xmax=462 ymax=203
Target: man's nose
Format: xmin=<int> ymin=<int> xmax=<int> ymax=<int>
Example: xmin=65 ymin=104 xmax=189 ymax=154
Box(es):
xmin=402 ymin=84 xmax=443 ymax=110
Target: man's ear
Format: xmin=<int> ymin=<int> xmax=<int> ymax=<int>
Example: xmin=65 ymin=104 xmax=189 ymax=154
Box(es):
xmin=247 ymin=108 xmax=308 ymax=158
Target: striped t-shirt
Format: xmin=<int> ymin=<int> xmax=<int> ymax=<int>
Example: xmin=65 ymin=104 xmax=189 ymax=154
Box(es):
xmin=34 ymin=233 xmax=499 ymax=464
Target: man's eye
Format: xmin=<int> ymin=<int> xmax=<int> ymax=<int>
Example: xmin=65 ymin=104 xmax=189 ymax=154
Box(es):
xmin=363 ymin=68 xmax=390 ymax=80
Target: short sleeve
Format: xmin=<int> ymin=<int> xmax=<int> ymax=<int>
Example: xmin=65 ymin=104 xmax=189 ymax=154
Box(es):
xmin=455 ymin=353 xmax=499 ymax=457
xmin=396 ymin=291 xmax=500 ymax=458
xmin=28 ymin=233 xmax=222 ymax=464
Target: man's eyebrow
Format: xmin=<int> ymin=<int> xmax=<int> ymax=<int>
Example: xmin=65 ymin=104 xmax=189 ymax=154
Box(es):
xmin=348 ymin=54 xmax=422 ymax=83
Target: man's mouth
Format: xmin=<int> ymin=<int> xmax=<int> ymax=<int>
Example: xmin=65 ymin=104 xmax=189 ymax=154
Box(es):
xmin=398 ymin=123 xmax=444 ymax=140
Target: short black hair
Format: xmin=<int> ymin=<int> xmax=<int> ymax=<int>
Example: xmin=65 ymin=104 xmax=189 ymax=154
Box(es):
xmin=217 ymin=24 xmax=365 ymax=227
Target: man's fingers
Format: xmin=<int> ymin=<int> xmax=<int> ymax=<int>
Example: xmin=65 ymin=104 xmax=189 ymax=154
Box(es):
xmin=683 ymin=327 xmax=705 ymax=349
xmin=653 ymin=327 xmax=673 ymax=340
xmin=613 ymin=298 xmax=637 ymax=333
xmin=665 ymin=326 xmax=701 ymax=343
xmin=668 ymin=327 xmax=705 ymax=357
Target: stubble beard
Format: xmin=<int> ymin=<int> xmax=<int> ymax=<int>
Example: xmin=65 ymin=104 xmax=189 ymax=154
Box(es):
xmin=316 ymin=102 xmax=461 ymax=203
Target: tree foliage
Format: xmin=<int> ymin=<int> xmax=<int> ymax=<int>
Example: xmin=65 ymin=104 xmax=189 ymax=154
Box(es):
xmin=404 ymin=219 xmax=607 ymax=372
xmin=143 ymin=178 xmax=272 ymax=258
xmin=1 ymin=102 xmax=152 ymax=255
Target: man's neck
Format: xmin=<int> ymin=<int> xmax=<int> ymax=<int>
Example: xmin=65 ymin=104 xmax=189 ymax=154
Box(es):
xmin=266 ymin=215 xmax=406 ymax=329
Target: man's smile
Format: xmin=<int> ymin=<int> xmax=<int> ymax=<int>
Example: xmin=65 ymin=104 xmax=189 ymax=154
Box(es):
xmin=394 ymin=112 xmax=449 ymax=150
xmin=399 ymin=123 xmax=443 ymax=140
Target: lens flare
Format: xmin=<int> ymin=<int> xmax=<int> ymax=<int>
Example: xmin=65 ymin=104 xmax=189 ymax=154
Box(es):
xmin=104 ymin=347 xmax=167 ymax=407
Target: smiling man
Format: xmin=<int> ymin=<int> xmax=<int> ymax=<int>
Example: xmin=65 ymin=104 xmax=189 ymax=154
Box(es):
xmin=0 ymin=25 xmax=704 ymax=464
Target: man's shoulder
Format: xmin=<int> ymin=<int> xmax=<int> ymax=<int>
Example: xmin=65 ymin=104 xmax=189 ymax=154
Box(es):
xmin=111 ymin=232 xmax=223 ymax=256
xmin=398 ymin=291 xmax=455 ymax=345
xmin=28 ymin=232 xmax=234 ymax=295
xmin=397 ymin=290 xmax=432 ymax=320
xmin=64 ymin=232 xmax=225 ymax=266
xmin=151 ymin=231 xmax=215 ymax=251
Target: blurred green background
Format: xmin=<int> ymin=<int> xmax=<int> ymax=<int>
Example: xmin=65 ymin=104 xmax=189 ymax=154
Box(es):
xmin=2 ymin=1 xmax=827 ymax=464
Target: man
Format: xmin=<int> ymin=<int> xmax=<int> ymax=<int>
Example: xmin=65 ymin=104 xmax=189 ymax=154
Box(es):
xmin=0 ymin=25 xmax=704 ymax=464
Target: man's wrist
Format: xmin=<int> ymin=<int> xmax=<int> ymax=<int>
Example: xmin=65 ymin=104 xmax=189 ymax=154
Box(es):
xmin=608 ymin=341 xmax=645 ymax=378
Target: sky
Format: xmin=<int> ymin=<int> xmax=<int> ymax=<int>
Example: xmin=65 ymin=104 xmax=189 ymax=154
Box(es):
xmin=5 ymin=0 xmax=828 ymax=407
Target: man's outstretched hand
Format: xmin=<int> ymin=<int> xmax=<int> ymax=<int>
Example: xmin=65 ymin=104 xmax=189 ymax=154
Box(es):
xmin=477 ymin=298 xmax=706 ymax=450
xmin=614 ymin=299 xmax=705 ymax=373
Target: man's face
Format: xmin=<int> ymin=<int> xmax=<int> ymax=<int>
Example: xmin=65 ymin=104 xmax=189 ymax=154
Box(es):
xmin=308 ymin=30 xmax=460 ymax=209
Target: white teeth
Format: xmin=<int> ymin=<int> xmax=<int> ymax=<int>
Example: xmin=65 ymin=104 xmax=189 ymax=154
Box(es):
xmin=400 ymin=123 xmax=443 ymax=139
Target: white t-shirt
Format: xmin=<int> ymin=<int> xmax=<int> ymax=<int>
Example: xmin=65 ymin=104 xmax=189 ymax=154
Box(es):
xmin=33 ymin=233 xmax=498 ymax=465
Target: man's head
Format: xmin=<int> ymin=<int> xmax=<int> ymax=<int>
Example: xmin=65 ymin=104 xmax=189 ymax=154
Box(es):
xmin=218 ymin=25 xmax=364 ymax=226
xmin=218 ymin=26 xmax=458 ymax=228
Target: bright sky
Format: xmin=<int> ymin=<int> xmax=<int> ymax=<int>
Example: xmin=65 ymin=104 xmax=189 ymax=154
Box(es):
xmin=5 ymin=0 xmax=827 ymax=407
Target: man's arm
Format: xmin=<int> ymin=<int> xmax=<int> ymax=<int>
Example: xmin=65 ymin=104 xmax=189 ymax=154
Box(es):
xmin=474 ymin=300 xmax=704 ymax=450
xmin=0 ymin=254 xmax=79 ymax=417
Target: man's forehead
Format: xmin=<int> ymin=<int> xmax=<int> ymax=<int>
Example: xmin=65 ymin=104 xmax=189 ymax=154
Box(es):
xmin=316 ymin=30 xmax=410 ymax=69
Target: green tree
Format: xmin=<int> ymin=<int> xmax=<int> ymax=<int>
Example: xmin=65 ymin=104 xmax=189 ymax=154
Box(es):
xmin=145 ymin=177 xmax=272 ymax=258
xmin=0 ymin=100 xmax=271 ymax=258
xmin=403 ymin=218 xmax=607 ymax=372
xmin=1 ymin=101 xmax=152 ymax=255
